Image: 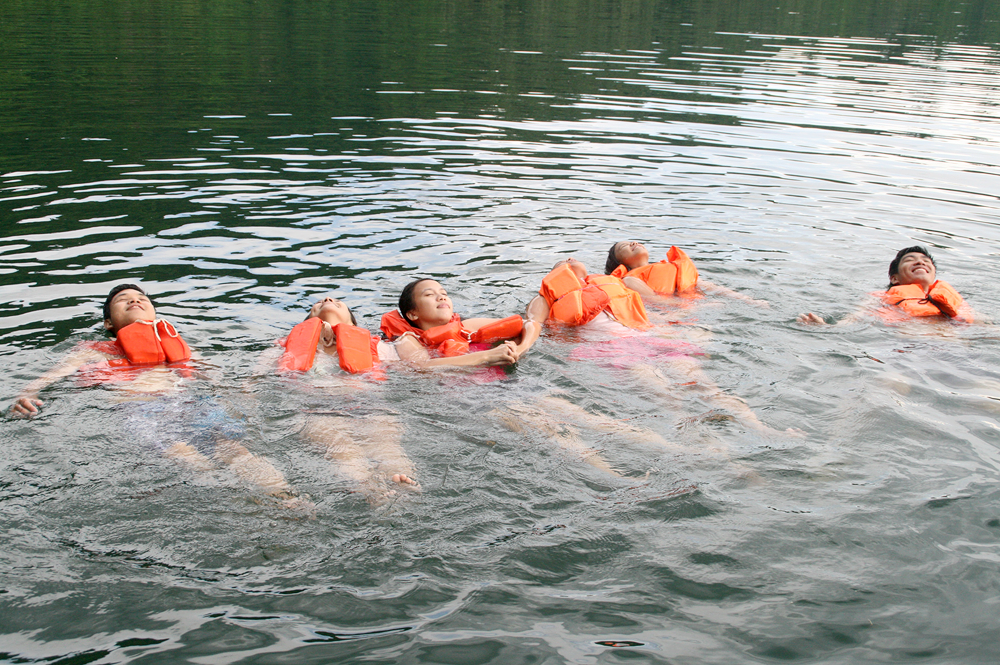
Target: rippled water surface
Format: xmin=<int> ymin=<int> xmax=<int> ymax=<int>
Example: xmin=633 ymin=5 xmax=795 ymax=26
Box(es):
xmin=3 ymin=1 xmax=1000 ymax=663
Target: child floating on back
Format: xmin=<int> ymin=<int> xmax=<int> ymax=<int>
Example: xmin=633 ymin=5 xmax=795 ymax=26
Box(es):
xmin=10 ymin=283 xmax=309 ymax=511
xmin=798 ymin=245 xmax=976 ymax=325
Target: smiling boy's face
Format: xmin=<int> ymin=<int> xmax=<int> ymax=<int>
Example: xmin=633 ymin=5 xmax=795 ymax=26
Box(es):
xmin=891 ymin=252 xmax=936 ymax=287
xmin=104 ymin=289 xmax=156 ymax=333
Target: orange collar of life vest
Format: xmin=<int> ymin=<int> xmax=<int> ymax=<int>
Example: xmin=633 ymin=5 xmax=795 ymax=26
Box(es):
xmin=278 ymin=317 xmax=381 ymax=375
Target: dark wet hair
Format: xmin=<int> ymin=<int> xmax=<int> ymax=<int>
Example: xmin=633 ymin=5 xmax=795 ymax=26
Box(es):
xmin=305 ymin=299 xmax=358 ymax=326
xmin=103 ymin=283 xmax=148 ymax=321
xmin=888 ymin=246 xmax=935 ymax=289
xmin=605 ymin=242 xmax=623 ymax=275
xmin=398 ymin=277 xmax=435 ymax=325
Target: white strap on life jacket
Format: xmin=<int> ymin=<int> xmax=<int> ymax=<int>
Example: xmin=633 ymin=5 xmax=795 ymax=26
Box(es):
xmin=132 ymin=318 xmax=180 ymax=342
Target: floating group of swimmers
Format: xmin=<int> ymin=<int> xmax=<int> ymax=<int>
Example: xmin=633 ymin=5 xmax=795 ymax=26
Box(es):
xmin=9 ymin=243 xmax=976 ymax=511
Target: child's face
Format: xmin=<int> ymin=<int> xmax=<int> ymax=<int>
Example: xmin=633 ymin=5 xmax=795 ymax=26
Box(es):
xmin=891 ymin=252 xmax=936 ymax=286
xmin=614 ymin=241 xmax=649 ymax=270
xmin=556 ymin=258 xmax=588 ymax=283
xmin=405 ymin=280 xmax=453 ymax=330
xmin=309 ymin=297 xmax=353 ymax=326
xmin=104 ymin=289 xmax=156 ymax=333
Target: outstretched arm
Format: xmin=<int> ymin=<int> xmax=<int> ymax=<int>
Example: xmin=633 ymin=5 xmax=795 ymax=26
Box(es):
xmin=798 ymin=296 xmax=877 ymax=326
xmin=626 ymin=276 xmax=768 ymax=308
xmin=796 ymin=310 xmax=866 ymax=326
xmin=956 ymin=302 xmax=978 ymax=324
xmin=619 ymin=280 xmax=687 ymax=323
xmin=797 ymin=311 xmax=865 ymax=326
xmin=249 ymin=345 xmax=283 ymax=377
xmin=700 ymin=279 xmax=769 ymax=307
xmin=10 ymin=346 xmax=106 ymax=417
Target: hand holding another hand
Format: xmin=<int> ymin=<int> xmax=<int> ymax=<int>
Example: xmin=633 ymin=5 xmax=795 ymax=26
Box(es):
xmin=486 ymin=341 xmax=519 ymax=366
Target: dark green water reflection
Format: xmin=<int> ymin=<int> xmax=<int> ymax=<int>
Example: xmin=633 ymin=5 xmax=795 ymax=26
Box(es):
xmin=3 ymin=0 xmax=1000 ymax=153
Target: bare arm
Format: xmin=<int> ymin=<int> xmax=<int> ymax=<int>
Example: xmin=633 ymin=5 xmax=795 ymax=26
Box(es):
xmin=626 ymin=275 xmax=768 ymax=308
xmin=700 ymin=279 xmax=769 ymax=307
xmin=513 ymin=319 xmax=540 ymax=358
xmin=249 ymin=345 xmax=283 ymax=377
xmin=525 ymin=295 xmax=549 ymax=324
xmin=511 ymin=296 xmax=550 ymax=358
xmin=796 ymin=311 xmax=867 ymax=326
xmin=798 ymin=296 xmax=876 ymax=326
xmin=394 ymin=335 xmax=518 ymax=368
xmin=622 ymin=276 xmax=657 ymax=297
xmin=621 ymin=278 xmax=687 ymax=320
xmin=510 ymin=297 xmax=547 ymax=357
xmin=956 ymin=302 xmax=979 ymax=324
xmin=10 ymin=346 xmax=106 ymax=417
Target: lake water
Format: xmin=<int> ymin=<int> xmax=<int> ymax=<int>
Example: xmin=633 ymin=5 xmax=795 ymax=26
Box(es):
xmin=3 ymin=1 xmax=1000 ymax=663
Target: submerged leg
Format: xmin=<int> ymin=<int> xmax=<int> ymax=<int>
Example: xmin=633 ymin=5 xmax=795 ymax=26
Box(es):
xmin=534 ymin=396 xmax=677 ymax=450
xmin=496 ymin=406 xmax=621 ymax=476
xmin=628 ymin=359 xmax=798 ymax=436
xmin=301 ymin=414 xmax=419 ymax=505
xmin=494 ymin=395 xmax=680 ymax=476
xmin=213 ymin=439 xmax=314 ymax=513
xmin=163 ymin=441 xmax=216 ymax=471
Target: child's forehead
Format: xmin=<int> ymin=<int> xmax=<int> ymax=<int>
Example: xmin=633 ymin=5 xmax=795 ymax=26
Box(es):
xmin=112 ymin=289 xmax=147 ymax=299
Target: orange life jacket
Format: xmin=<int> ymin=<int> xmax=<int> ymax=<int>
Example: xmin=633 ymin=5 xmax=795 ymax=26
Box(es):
xmin=540 ymin=264 xmax=610 ymax=326
xmin=879 ymin=281 xmax=970 ymax=321
xmin=540 ymin=264 xmax=649 ymax=330
xmin=668 ymin=246 xmax=699 ymax=292
xmin=585 ymin=275 xmax=650 ymax=330
xmin=76 ymin=319 xmax=192 ymax=385
xmin=278 ymin=318 xmax=323 ymax=372
xmin=609 ymin=245 xmax=699 ymax=295
xmin=380 ymin=311 xmax=470 ymax=357
xmin=278 ymin=318 xmax=380 ymax=374
xmin=116 ymin=319 xmax=191 ymax=364
xmin=468 ymin=315 xmax=524 ymax=344
xmin=380 ymin=311 xmax=523 ymax=361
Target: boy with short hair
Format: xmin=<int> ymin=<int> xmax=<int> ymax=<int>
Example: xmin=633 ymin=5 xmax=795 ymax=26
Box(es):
xmin=10 ymin=283 xmax=309 ymax=512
